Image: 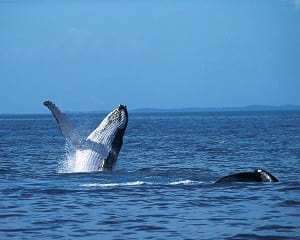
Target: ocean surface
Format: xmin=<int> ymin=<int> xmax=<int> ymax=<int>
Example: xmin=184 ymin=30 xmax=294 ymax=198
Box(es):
xmin=0 ymin=110 xmax=300 ymax=239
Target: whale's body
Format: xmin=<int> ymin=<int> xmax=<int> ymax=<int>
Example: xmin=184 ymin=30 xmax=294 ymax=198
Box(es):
xmin=215 ymin=169 xmax=279 ymax=183
xmin=44 ymin=101 xmax=128 ymax=172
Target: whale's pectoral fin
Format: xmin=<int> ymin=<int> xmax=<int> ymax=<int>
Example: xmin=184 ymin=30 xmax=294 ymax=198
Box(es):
xmin=43 ymin=100 xmax=84 ymax=147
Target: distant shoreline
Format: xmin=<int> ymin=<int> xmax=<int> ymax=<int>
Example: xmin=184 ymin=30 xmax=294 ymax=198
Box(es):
xmin=131 ymin=105 xmax=300 ymax=113
xmin=1 ymin=105 xmax=300 ymax=115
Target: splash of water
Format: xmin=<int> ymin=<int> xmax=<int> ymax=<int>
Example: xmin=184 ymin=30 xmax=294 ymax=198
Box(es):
xmin=57 ymin=141 xmax=105 ymax=173
xmin=57 ymin=142 xmax=76 ymax=173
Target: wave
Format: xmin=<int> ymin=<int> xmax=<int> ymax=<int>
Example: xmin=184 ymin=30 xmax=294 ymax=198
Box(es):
xmin=80 ymin=181 xmax=146 ymax=187
xmin=169 ymin=180 xmax=201 ymax=185
xmin=80 ymin=179 xmax=203 ymax=188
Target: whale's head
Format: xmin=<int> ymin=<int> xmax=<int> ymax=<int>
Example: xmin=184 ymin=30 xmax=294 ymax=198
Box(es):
xmin=255 ymin=169 xmax=279 ymax=182
xmin=98 ymin=105 xmax=128 ymax=143
xmin=104 ymin=104 xmax=128 ymax=132
xmin=86 ymin=104 xmax=128 ymax=170
xmin=91 ymin=104 xmax=128 ymax=144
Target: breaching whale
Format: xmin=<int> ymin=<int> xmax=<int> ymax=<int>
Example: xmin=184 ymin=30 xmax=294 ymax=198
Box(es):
xmin=215 ymin=169 xmax=279 ymax=183
xmin=44 ymin=100 xmax=128 ymax=172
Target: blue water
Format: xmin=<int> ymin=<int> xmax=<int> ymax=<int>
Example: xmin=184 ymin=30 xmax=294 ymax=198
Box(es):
xmin=1 ymin=111 xmax=300 ymax=239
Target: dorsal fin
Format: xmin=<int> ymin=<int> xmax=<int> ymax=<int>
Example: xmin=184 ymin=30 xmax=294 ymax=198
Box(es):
xmin=43 ymin=100 xmax=84 ymax=147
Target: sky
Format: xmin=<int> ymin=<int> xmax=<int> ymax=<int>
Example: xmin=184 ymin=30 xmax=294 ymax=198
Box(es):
xmin=0 ymin=0 xmax=300 ymax=113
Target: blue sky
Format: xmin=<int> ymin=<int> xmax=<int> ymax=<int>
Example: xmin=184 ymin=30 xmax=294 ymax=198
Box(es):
xmin=0 ymin=0 xmax=300 ymax=113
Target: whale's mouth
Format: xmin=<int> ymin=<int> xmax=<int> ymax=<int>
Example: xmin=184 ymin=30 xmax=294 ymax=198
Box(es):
xmin=118 ymin=104 xmax=127 ymax=111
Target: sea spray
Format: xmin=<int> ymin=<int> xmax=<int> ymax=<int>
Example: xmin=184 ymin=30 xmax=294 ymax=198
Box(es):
xmin=57 ymin=142 xmax=76 ymax=173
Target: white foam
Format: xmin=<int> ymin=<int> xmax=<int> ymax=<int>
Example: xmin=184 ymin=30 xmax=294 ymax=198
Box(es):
xmin=169 ymin=180 xmax=200 ymax=185
xmin=57 ymin=152 xmax=76 ymax=173
xmin=80 ymin=181 xmax=145 ymax=187
xmin=80 ymin=180 xmax=203 ymax=187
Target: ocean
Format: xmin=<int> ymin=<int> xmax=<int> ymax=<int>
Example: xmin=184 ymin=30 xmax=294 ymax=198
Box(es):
xmin=0 ymin=111 xmax=299 ymax=239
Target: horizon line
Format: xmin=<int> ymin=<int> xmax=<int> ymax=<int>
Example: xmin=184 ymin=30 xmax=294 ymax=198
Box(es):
xmin=1 ymin=104 xmax=300 ymax=115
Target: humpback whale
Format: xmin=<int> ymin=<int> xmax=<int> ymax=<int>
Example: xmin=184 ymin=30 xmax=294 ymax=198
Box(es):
xmin=44 ymin=101 xmax=128 ymax=172
xmin=215 ymin=169 xmax=279 ymax=183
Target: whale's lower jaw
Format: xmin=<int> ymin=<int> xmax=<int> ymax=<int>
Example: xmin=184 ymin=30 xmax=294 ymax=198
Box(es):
xmin=73 ymin=150 xmax=105 ymax=173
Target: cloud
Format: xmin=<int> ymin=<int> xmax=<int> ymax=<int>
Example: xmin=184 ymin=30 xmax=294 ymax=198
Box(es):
xmin=293 ymin=0 xmax=300 ymax=8
xmin=292 ymin=0 xmax=300 ymax=10
xmin=283 ymin=0 xmax=300 ymax=10
xmin=66 ymin=27 xmax=93 ymax=49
